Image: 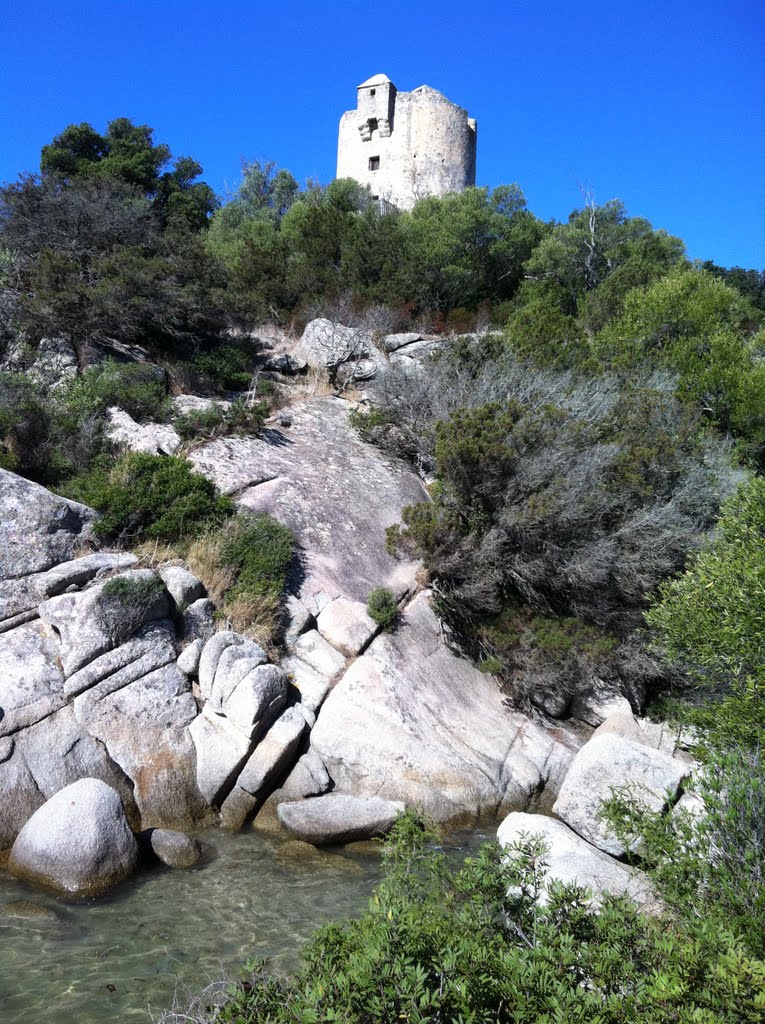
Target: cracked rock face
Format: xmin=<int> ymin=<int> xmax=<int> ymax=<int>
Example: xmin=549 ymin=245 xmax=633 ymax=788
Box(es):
xmin=188 ymin=397 xmax=427 ymax=607
xmin=309 ymin=591 xmax=583 ymax=824
xmin=0 ymin=469 xmax=96 ymax=581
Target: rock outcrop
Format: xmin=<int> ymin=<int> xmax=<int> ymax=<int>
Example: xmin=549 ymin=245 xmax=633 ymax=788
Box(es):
xmin=552 ymin=732 xmax=691 ymax=856
xmin=0 ymin=469 xmax=96 ymax=581
xmin=307 ymin=591 xmax=582 ymax=824
xmin=188 ymin=397 xmax=427 ymax=607
xmin=8 ymin=779 xmax=139 ymax=896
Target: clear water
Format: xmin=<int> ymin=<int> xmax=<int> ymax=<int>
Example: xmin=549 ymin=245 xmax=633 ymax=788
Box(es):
xmin=0 ymin=825 xmax=493 ymax=1024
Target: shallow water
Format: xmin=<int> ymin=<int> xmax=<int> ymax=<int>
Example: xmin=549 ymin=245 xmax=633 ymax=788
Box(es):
xmin=0 ymin=825 xmax=492 ymax=1024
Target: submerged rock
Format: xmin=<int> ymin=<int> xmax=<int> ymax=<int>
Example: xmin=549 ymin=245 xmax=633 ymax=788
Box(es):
xmin=8 ymin=779 xmax=139 ymax=897
xmin=148 ymin=829 xmax=203 ymax=869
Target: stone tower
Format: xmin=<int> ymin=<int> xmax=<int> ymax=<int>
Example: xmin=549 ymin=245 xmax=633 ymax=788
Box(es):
xmin=336 ymin=74 xmax=477 ymax=211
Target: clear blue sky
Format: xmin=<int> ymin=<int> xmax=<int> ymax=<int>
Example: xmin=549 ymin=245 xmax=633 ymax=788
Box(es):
xmin=2 ymin=1 xmax=763 ymax=267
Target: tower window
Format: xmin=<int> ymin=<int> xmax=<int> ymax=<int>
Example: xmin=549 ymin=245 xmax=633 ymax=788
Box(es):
xmin=370 ymin=89 xmax=376 ymax=96
xmin=369 ymin=156 xmax=380 ymax=171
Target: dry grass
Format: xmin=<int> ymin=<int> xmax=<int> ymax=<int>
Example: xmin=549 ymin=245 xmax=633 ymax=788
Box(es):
xmin=131 ymin=538 xmax=188 ymax=567
xmin=184 ymin=533 xmax=234 ymax=605
xmin=220 ymin=590 xmax=281 ymax=649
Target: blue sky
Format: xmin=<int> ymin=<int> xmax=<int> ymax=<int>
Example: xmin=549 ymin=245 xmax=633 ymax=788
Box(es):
xmin=2 ymin=1 xmax=763 ymax=267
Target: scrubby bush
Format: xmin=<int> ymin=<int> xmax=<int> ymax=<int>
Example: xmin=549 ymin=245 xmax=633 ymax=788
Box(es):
xmin=380 ymin=343 xmax=738 ymax=708
xmin=99 ymin=571 xmax=167 ymax=643
xmin=366 ymin=586 xmax=398 ymax=630
xmin=64 ymin=360 xmax=171 ymax=421
xmin=62 ymin=452 xmax=233 ymax=542
xmin=192 ymin=340 xmax=258 ymax=391
xmin=201 ymin=813 xmax=765 ymax=1024
xmin=646 ymin=475 xmax=765 ymax=747
xmin=173 ymin=399 xmax=268 ymax=442
xmin=0 ymin=370 xmax=106 ymax=483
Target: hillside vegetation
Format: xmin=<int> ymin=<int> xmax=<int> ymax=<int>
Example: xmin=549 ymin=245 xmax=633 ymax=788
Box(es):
xmin=2 ymin=119 xmax=765 ymax=1018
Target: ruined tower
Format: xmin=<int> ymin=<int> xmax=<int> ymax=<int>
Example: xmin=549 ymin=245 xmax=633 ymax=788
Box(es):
xmin=336 ymin=74 xmax=477 ymax=211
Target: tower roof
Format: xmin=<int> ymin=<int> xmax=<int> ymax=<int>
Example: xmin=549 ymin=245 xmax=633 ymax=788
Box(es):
xmin=358 ymin=73 xmax=392 ymax=89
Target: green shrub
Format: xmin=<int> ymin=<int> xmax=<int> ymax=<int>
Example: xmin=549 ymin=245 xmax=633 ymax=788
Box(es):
xmin=173 ymin=404 xmax=224 ymax=439
xmin=367 ymin=586 xmax=398 ymax=630
xmin=601 ymin=741 xmax=765 ymax=957
xmin=212 ymin=813 xmax=765 ymax=1024
xmin=62 ymin=452 xmax=233 ymax=543
xmin=173 ymin=399 xmax=269 ymax=442
xmin=64 ymin=359 xmax=171 ymax=421
xmin=220 ymin=513 xmax=294 ymax=603
xmin=183 ymin=513 xmax=294 ymax=642
xmin=193 ymin=342 xmax=255 ymax=391
xmin=0 ymin=370 xmax=107 ymax=483
xmin=646 ymin=475 xmax=765 ymax=747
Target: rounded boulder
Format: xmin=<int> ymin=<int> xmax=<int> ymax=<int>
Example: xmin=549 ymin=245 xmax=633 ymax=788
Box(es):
xmin=8 ymin=778 xmax=139 ymax=897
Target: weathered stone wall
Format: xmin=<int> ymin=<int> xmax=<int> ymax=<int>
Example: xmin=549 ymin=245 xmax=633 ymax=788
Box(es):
xmin=337 ymin=75 xmax=477 ymax=211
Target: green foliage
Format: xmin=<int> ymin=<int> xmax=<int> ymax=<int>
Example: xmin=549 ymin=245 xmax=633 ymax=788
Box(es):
xmin=523 ymin=197 xmax=685 ymax=310
xmin=0 ymin=370 xmax=107 ymax=483
xmin=595 ymin=268 xmax=765 ymax=452
xmin=64 ymin=360 xmax=171 ymax=421
xmin=40 ymin=117 xmax=217 ymax=229
xmin=602 ymin=741 xmax=765 ymax=957
xmin=192 ymin=341 xmax=259 ymax=391
xmin=366 ymin=587 xmax=398 ymax=630
xmin=173 ymin=399 xmax=268 ymax=443
xmin=646 ymin=475 xmax=765 ymax=744
xmin=215 ymin=814 xmax=765 ymax=1024
xmin=62 ymin=452 xmax=233 ymax=543
xmin=219 ymin=513 xmax=294 ymax=604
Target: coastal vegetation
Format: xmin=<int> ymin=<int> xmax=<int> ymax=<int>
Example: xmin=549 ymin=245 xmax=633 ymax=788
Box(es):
xmin=2 ymin=118 xmax=765 ymax=1017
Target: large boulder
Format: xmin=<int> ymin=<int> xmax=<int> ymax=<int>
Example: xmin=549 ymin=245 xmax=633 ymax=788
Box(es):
xmin=309 ymin=591 xmax=583 ymax=823
xmin=0 ymin=622 xmax=67 ymax=735
xmin=0 ymin=469 xmax=96 ymax=581
xmin=220 ymin=706 xmax=307 ymax=830
xmin=277 ymin=794 xmax=405 ymax=845
xmin=292 ymin=318 xmax=374 ymax=370
xmin=8 ymin=779 xmax=139 ymax=896
xmin=188 ymin=397 xmax=427 ymax=607
xmin=0 ymin=551 xmax=137 ymax=634
xmin=316 ymin=596 xmax=378 ymax=656
xmin=498 ymin=812 xmax=657 ymax=908
xmin=552 ymin=733 xmax=691 ymax=856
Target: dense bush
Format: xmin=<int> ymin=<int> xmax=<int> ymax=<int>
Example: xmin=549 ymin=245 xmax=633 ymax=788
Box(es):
xmin=62 ymin=452 xmax=233 ymax=542
xmin=366 ymin=586 xmax=398 ymax=630
xmin=200 ymin=814 xmax=765 ymax=1024
xmin=379 ymin=344 xmax=738 ymax=708
xmin=603 ymin=741 xmax=765 ymax=957
xmin=0 ymin=370 xmax=106 ymax=483
xmin=645 ymin=475 xmax=765 ymax=747
xmin=64 ymin=359 xmax=171 ymax=421
xmin=98 ymin=571 xmax=167 ymax=644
